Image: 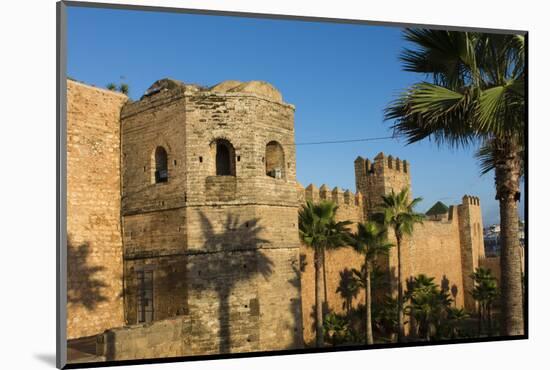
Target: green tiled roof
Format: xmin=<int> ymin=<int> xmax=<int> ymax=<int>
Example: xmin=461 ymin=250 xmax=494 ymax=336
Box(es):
xmin=426 ymin=201 xmax=449 ymax=216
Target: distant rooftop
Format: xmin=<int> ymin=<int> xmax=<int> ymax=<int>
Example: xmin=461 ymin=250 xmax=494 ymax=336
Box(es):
xmin=426 ymin=201 xmax=449 ymax=216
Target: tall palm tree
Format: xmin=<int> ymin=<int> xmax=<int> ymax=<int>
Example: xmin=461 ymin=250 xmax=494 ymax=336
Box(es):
xmin=349 ymin=221 xmax=393 ymax=344
xmin=299 ymin=200 xmax=352 ymax=347
xmin=374 ymin=187 xmax=424 ymax=342
xmin=385 ymin=29 xmax=525 ymax=335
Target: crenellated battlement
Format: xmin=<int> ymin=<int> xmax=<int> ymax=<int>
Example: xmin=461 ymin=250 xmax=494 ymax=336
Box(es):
xmin=355 ymin=152 xmax=411 ymax=217
xmin=299 ymin=183 xmax=363 ymax=207
xmin=354 ymin=152 xmax=409 ymax=177
xmin=462 ymin=195 xmax=481 ymax=206
xmin=374 ymin=152 xmax=409 ymax=174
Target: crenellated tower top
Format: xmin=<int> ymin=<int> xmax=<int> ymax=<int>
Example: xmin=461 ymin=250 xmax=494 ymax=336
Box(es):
xmin=354 ymin=152 xmax=411 ymax=216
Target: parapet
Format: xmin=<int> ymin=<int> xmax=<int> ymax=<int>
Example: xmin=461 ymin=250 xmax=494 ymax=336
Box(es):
xmin=355 ymin=152 xmax=409 ymax=176
xmin=124 ymin=78 xmax=290 ymax=119
xmin=303 ymin=184 xmax=363 ymax=207
xmin=296 ymin=182 xmax=306 ymax=203
xmin=210 ymin=80 xmax=283 ymax=103
xmin=462 ymin=195 xmax=481 ymax=206
xmin=122 ymin=78 xmax=190 ymax=119
xmin=142 ymin=78 xmax=188 ymax=97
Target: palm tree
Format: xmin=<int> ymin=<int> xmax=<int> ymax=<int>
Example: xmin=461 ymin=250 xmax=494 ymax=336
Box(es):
xmin=349 ymin=221 xmax=393 ymax=344
xmin=322 ymin=312 xmax=351 ymax=347
xmin=471 ymin=267 xmax=499 ymax=336
xmin=374 ymin=187 xmax=424 ymax=342
xmin=372 ymin=294 xmax=399 ymax=340
xmin=385 ymin=29 xmax=525 ymax=336
xmin=299 ymin=200 xmax=352 ymax=347
xmin=446 ymin=307 xmax=470 ymax=339
xmin=405 ymin=274 xmax=452 ymax=340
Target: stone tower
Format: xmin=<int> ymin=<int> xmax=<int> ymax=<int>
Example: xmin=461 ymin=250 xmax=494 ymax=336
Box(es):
xmin=120 ymin=79 xmax=303 ymax=354
xmin=354 ymin=152 xmax=411 ymax=216
xmin=458 ymin=195 xmax=485 ymax=311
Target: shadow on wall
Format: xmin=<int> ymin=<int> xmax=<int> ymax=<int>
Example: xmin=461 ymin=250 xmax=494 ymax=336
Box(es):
xmin=308 ymin=302 xmax=330 ymax=338
xmin=67 ymin=235 xmax=108 ymax=310
xmin=441 ymin=274 xmax=459 ymax=306
xmin=191 ymin=212 xmax=274 ymax=354
xmin=337 ymin=268 xmax=360 ymax=316
xmin=287 ymin=264 xmax=305 ymax=348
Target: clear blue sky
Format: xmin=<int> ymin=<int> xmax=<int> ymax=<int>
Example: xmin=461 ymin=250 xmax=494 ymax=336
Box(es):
xmin=66 ymin=6 xmax=524 ymax=226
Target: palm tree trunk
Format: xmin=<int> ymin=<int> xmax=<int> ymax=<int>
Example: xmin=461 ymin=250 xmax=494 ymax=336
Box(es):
xmin=314 ymin=248 xmax=324 ymax=347
xmin=365 ymin=259 xmax=374 ymax=345
xmin=396 ymin=235 xmax=405 ymax=342
xmin=322 ymin=248 xmax=328 ymax=314
xmin=425 ymin=320 xmax=430 ymax=341
xmin=478 ymin=305 xmax=482 ymax=336
xmin=495 ymin=138 xmax=524 ymax=336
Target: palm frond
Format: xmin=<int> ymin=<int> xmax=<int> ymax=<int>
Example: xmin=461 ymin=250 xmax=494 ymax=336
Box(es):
xmin=475 ymin=138 xmax=525 ymax=177
xmin=386 ymin=82 xmax=480 ymax=148
xmin=401 ymin=29 xmax=480 ymax=88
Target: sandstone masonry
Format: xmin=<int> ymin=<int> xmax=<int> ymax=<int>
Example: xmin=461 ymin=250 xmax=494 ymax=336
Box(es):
xmin=67 ymin=77 xmax=488 ymax=358
xmin=67 ymin=81 xmax=128 ymax=340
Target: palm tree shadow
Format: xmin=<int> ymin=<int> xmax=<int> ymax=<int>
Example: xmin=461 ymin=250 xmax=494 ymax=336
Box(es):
xmin=441 ymin=275 xmax=450 ymax=294
xmin=337 ymin=268 xmax=359 ymax=315
xmin=287 ymin=264 xmax=305 ymax=348
xmin=67 ymin=234 xmax=108 ymax=309
xmin=189 ymin=212 xmax=274 ymax=354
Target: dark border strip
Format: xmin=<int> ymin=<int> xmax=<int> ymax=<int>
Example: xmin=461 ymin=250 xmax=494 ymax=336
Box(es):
xmin=57 ymin=2 xmax=68 ymax=369
xmin=523 ymin=33 xmax=529 ymax=337
xmin=63 ymin=334 xmax=527 ymax=369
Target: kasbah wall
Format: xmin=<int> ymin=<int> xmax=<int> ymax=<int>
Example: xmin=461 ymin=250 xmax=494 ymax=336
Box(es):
xmin=66 ymin=77 xmax=491 ymax=358
xmin=66 ymin=81 xmax=127 ymax=340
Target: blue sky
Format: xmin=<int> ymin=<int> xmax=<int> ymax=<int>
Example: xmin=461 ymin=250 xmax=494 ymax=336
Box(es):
xmin=66 ymin=6 xmax=524 ymax=225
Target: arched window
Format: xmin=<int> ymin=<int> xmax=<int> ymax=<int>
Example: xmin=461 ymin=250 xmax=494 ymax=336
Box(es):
xmin=211 ymin=139 xmax=236 ymax=176
xmin=265 ymin=141 xmax=285 ymax=179
xmin=154 ymin=146 xmax=168 ymax=183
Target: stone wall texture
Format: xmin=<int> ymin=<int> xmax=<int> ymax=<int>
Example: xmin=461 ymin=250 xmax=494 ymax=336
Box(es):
xmin=480 ymin=247 xmax=524 ymax=288
xmin=66 ymin=80 xmax=127 ymax=339
xmin=67 ymin=78 xmax=487 ymax=359
xmin=115 ymin=79 xmax=303 ymax=357
xmin=391 ymin=212 xmax=465 ymax=309
xmin=298 ymin=152 xmax=487 ymax=342
xmin=298 ymin=184 xmax=365 ymax=344
xmin=97 ymin=315 xmax=193 ymax=361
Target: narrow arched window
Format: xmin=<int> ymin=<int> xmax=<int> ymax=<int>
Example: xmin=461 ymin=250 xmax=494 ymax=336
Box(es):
xmin=265 ymin=141 xmax=285 ymax=179
xmin=211 ymin=139 xmax=236 ymax=176
xmin=154 ymin=146 xmax=168 ymax=183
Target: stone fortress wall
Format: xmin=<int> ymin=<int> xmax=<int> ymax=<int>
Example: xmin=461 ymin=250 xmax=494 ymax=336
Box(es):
xmin=67 ymin=77 xmax=489 ymax=357
xmin=66 ymin=81 xmax=128 ymax=339
xmin=297 ymin=154 xmax=486 ymax=343
xmin=296 ymin=184 xmax=365 ymax=344
xmin=119 ymin=78 xmax=301 ymax=357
